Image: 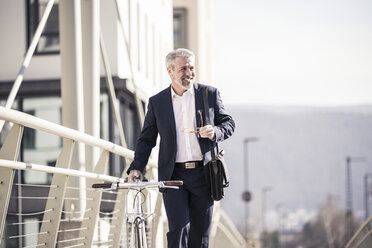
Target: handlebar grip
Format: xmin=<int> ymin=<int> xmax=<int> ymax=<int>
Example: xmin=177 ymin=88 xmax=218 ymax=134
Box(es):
xmin=92 ymin=183 xmax=113 ymax=188
xmin=163 ymin=181 xmax=183 ymax=186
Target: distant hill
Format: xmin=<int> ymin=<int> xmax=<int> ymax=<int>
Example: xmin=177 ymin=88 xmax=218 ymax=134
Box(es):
xmin=219 ymin=105 xmax=372 ymax=232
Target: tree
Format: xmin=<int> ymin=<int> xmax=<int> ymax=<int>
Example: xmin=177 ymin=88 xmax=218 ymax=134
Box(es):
xmin=260 ymin=230 xmax=280 ymax=248
xmin=298 ymin=197 xmax=362 ymax=248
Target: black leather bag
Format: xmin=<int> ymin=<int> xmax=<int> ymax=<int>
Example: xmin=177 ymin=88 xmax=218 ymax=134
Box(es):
xmin=203 ymin=87 xmax=230 ymax=201
xmin=207 ymin=144 xmax=229 ymax=201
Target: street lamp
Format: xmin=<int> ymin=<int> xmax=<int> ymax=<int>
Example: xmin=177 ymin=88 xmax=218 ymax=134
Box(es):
xmin=262 ymin=186 xmax=272 ymax=231
xmin=345 ymin=156 xmax=365 ymax=243
xmin=364 ymin=173 xmax=372 ymax=220
xmin=242 ymin=137 xmax=259 ymax=243
xmin=276 ymin=203 xmax=285 ymax=248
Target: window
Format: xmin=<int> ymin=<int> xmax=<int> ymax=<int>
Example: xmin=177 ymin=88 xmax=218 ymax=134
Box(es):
xmin=23 ymin=110 xmax=36 ymax=149
xmin=27 ymin=0 xmax=60 ymax=54
xmin=137 ymin=3 xmax=141 ymax=70
xmin=22 ymin=97 xmax=62 ymax=184
xmin=173 ymin=8 xmax=187 ymax=49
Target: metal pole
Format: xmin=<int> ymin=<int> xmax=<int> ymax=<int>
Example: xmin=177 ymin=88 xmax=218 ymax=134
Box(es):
xmin=365 ymin=174 xmax=369 ymax=221
xmin=99 ymin=32 xmax=132 ymax=168
xmin=262 ymin=186 xmax=272 ymax=232
xmin=345 ymin=156 xmax=352 ymax=242
xmin=17 ymin=170 xmax=22 ymax=248
xmin=59 ymin=0 xmax=85 ymax=218
xmin=276 ymin=203 xmax=284 ymax=248
xmin=244 ymin=140 xmax=248 ymax=241
xmin=99 ymin=32 xmax=128 ymax=149
xmin=81 ymin=0 xmax=100 ymax=172
xmin=365 ymin=174 xmax=372 ymax=220
xmin=243 ymin=137 xmax=259 ymax=245
xmin=344 ymin=156 xmax=365 ymax=244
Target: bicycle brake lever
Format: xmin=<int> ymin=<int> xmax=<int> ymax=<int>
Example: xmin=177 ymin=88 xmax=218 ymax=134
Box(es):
xmin=163 ymin=186 xmax=179 ymax=189
xmin=111 ymin=182 xmax=119 ymax=190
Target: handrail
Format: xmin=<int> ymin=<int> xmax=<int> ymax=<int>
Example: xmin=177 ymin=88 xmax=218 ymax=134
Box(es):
xmin=0 ymin=159 xmax=120 ymax=183
xmin=346 ymin=215 xmax=372 ymax=248
xmin=0 ymin=106 xmax=247 ymax=248
xmin=0 ymin=106 xmax=156 ymax=168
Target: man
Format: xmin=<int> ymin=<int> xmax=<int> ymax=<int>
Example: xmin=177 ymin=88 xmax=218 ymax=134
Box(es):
xmin=127 ymin=48 xmax=235 ymax=247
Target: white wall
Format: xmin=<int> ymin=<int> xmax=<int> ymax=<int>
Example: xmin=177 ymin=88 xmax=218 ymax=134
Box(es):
xmin=0 ymin=1 xmax=61 ymax=81
xmin=0 ymin=0 xmax=173 ymax=100
xmin=173 ymin=0 xmax=215 ymax=84
xmin=104 ymin=0 xmax=174 ymax=99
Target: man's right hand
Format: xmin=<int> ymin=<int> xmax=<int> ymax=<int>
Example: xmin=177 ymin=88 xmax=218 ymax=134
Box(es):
xmin=127 ymin=170 xmax=144 ymax=182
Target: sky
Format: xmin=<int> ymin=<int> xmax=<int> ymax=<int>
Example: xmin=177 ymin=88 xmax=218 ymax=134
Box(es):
xmin=214 ymin=0 xmax=372 ymax=106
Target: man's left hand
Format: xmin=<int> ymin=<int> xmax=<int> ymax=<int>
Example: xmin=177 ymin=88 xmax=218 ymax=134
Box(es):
xmin=199 ymin=125 xmax=215 ymax=140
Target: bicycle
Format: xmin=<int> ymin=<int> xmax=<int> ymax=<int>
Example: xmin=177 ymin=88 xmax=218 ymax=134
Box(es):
xmin=92 ymin=179 xmax=183 ymax=248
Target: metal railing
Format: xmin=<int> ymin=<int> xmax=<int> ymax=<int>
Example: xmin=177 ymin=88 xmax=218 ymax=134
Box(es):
xmin=346 ymin=215 xmax=372 ymax=248
xmin=0 ymin=106 xmax=245 ymax=247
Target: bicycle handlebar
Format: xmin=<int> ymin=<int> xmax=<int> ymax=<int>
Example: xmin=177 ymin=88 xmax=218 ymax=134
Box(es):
xmin=92 ymin=183 xmax=115 ymax=188
xmin=92 ymin=180 xmax=183 ymax=190
xmin=162 ymin=181 xmax=183 ymax=187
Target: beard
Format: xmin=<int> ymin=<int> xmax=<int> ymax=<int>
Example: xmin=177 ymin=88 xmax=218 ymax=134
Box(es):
xmin=172 ymin=72 xmax=194 ymax=90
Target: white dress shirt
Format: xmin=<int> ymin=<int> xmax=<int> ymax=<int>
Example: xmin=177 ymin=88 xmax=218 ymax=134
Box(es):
xmin=171 ymin=86 xmax=203 ymax=162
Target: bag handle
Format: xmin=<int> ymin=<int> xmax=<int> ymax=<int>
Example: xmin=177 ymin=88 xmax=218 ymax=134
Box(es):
xmin=202 ymin=87 xmax=217 ymax=160
xmin=203 ymin=86 xmax=229 ymax=188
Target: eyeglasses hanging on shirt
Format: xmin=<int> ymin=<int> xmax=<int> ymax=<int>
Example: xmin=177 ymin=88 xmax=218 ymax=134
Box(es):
xmin=181 ymin=110 xmax=203 ymax=134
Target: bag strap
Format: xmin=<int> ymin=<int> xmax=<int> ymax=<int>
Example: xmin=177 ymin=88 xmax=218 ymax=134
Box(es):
xmin=203 ymin=86 xmax=229 ymax=188
xmin=202 ymin=87 xmax=216 ymax=160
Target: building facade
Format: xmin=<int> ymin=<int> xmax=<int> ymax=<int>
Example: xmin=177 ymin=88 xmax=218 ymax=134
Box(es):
xmin=0 ymin=0 xmax=173 ymax=246
xmin=0 ymin=0 xmax=219 ymax=246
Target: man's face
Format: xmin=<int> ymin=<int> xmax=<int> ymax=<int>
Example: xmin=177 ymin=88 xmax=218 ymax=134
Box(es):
xmin=168 ymin=56 xmax=196 ymax=91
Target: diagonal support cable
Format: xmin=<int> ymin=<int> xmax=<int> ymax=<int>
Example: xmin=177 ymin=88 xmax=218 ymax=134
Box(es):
xmin=99 ymin=32 xmax=128 ymax=150
xmin=0 ymin=0 xmax=56 ymax=133
xmin=114 ymin=0 xmax=145 ymax=128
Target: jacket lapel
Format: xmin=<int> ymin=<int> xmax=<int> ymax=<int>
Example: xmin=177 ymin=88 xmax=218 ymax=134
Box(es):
xmin=165 ymin=85 xmax=177 ymax=140
xmin=194 ymin=83 xmax=204 ymax=128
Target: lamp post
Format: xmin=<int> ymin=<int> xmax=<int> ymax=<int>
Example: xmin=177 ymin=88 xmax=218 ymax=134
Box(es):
xmin=364 ymin=173 xmax=372 ymax=220
xmin=345 ymin=156 xmax=365 ymax=243
xmin=276 ymin=203 xmax=285 ymax=248
xmin=242 ymin=137 xmax=259 ymax=244
xmin=262 ymin=186 xmax=272 ymax=231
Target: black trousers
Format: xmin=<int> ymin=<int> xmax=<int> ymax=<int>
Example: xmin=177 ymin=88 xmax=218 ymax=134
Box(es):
xmin=162 ymin=166 xmax=214 ymax=248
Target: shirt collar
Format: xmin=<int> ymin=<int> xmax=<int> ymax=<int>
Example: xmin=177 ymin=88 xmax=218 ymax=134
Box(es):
xmin=171 ymin=84 xmax=194 ymax=98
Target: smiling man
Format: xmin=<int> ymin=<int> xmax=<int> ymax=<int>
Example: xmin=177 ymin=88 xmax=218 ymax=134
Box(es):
xmin=127 ymin=48 xmax=235 ymax=248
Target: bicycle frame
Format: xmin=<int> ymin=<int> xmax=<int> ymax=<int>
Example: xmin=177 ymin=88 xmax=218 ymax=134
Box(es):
xmin=92 ymin=180 xmax=182 ymax=248
xmin=126 ymin=187 xmax=153 ymax=248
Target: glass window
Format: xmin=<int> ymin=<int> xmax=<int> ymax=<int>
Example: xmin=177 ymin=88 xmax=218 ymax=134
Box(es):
xmin=122 ymin=101 xmax=140 ymax=150
xmin=100 ymin=94 xmax=109 ymax=141
xmin=22 ymin=97 xmax=62 ymax=184
xmin=27 ymin=0 xmax=60 ymax=54
xmin=173 ymin=8 xmax=187 ymax=49
xmin=24 ymin=218 xmax=39 ymax=246
xmin=23 ymin=111 xmax=36 ymax=149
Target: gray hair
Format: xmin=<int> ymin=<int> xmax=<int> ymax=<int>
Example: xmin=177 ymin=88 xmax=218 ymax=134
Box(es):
xmin=165 ymin=48 xmax=195 ymax=69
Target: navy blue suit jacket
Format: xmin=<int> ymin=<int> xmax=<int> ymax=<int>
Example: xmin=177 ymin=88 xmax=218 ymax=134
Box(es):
xmin=128 ymin=83 xmax=235 ymax=182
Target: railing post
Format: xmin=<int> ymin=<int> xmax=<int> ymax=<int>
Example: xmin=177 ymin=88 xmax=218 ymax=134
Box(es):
xmin=37 ymin=138 xmax=75 ymax=246
xmin=59 ymin=0 xmax=86 ymax=218
xmin=145 ymin=166 xmax=165 ymax=248
xmin=0 ymin=124 xmax=23 ymax=240
xmin=109 ymin=170 xmax=129 ymax=247
xmin=209 ymin=203 xmax=222 ymax=248
xmin=152 ymin=192 xmax=165 ymax=248
xmin=79 ymin=150 xmax=109 ymax=247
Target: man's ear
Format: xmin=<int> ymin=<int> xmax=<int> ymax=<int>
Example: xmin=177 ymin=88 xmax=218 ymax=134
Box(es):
xmin=167 ymin=67 xmax=172 ymax=75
